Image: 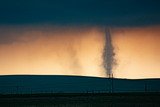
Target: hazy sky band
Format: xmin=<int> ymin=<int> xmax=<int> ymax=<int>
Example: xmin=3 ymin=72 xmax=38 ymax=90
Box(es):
xmin=0 ymin=26 xmax=160 ymax=78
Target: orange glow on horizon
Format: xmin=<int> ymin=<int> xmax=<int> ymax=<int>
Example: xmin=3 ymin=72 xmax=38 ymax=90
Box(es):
xmin=0 ymin=26 xmax=105 ymax=77
xmin=112 ymin=26 xmax=160 ymax=78
xmin=0 ymin=26 xmax=160 ymax=79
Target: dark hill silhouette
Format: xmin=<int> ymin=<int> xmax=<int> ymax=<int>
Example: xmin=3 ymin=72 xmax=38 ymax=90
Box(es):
xmin=0 ymin=75 xmax=160 ymax=94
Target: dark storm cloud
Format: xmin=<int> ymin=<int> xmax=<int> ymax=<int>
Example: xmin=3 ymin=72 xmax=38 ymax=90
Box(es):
xmin=0 ymin=0 xmax=160 ymax=26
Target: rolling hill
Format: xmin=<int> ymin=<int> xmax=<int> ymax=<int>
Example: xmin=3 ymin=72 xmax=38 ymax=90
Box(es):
xmin=0 ymin=75 xmax=160 ymax=94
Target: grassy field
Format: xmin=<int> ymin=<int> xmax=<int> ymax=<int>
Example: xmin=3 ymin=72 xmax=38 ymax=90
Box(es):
xmin=0 ymin=92 xmax=160 ymax=107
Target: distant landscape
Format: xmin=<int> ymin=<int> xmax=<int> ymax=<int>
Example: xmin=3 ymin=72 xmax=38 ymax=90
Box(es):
xmin=0 ymin=75 xmax=160 ymax=107
xmin=0 ymin=75 xmax=160 ymax=94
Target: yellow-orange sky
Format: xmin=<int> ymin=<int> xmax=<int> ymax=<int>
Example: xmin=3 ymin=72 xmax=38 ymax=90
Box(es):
xmin=112 ymin=26 xmax=160 ymax=78
xmin=0 ymin=25 xmax=160 ymax=79
xmin=0 ymin=26 xmax=105 ymax=77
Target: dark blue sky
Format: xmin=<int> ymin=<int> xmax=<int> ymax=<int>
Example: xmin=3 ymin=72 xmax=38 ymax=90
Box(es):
xmin=0 ymin=0 xmax=160 ymax=26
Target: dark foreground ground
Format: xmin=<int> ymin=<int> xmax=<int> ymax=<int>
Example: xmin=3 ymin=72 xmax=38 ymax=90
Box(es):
xmin=0 ymin=92 xmax=160 ymax=107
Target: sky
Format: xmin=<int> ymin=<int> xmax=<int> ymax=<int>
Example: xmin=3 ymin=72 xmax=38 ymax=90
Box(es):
xmin=0 ymin=0 xmax=160 ymax=78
